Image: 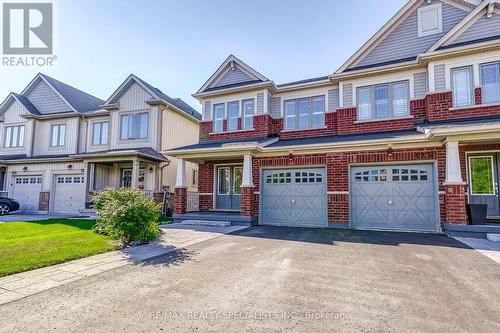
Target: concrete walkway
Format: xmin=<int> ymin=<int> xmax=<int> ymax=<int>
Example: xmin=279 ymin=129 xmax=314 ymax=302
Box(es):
xmin=452 ymin=236 xmax=500 ymax=264
xmin=0 ymin=223 xmax=248 ymax=305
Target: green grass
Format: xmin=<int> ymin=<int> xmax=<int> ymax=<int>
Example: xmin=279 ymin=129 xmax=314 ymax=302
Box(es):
xmin=159 ymin=216 xmax=173 ymax=224
xmin=0 ymin=219 xmax=116 ymax=277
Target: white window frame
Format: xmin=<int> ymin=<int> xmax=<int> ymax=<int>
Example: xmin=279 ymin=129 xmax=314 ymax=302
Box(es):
xmin=282 ymin=95 xmax=325 ymax=131
xmin=480 ymin=62 xmax=500 ymax=104
xmin=50 ymin=123 xmax=66 ymax=147
xmin=213 ymin=103 xmax=225 ymax=133
xmin=192 ymin=170 xmax=198 ymax=187
xmin=356 ymin=81 xmax=409 ymax=121
xmin=242 ymin=99 xmax=254 ymax=130
xmin=120 ymin=112 xmax=149 ymax=140
xmin=92 ymin=121 xmax=109 ymax=145
xmin=417 ymin=3 xmax=443 ymax=37
xmin=468 ymin=156 xmax=496 ymax=196
xmin=451 ymin=66 xmax=473 ymax=107
xmin=227 ymin=101 xmax=239 ymax=131
xmin=4 ymin=124 xmax=25 ymax=148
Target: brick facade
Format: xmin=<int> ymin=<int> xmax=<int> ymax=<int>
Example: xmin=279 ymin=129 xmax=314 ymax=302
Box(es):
xmin=38 ymin=191 xmax=50 ymax=211
xmin=444 ymin=184 xmax=467 ymax=224
xmin=173 ymin=187 xmax=187 ymax=214
xmin=240 ymin=186 xmax=255 ymax=217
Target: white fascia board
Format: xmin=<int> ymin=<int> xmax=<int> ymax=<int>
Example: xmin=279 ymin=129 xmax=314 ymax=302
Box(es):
xmin=418 ymin=122 xmax=500 ymax=138
xmin=192 ymin=81 xmax=276 ymax=100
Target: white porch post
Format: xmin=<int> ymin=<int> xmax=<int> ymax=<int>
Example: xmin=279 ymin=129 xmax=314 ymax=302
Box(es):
xmin=242 ymin=154 xmax=254 ymax=187
xmin=175 ymin=158 xmax=187 ymax=188
xmin=131 ymin=158 xmax=140 ymax=188
xmin=445 ymin=141 xmax=464 ymax=184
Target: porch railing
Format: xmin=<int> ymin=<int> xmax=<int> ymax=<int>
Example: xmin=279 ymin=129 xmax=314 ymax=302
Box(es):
xmin=187 ymin=191 xmax=199 ymax=212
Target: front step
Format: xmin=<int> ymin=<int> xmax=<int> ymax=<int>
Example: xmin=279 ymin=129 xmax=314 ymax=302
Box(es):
xmin=181 ymin=220 xmax=231 ymax=227
xmin=487 ymin=234 xmax=500 ymax=243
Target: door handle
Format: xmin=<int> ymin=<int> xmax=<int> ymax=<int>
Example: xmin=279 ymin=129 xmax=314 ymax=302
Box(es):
xmin=388 ymin=200 xmax=393 ymax=205
xmin=291 ymin=199 xmax=295 ymax=204
xmin=495 ymin=183 xmax=499 ymax=197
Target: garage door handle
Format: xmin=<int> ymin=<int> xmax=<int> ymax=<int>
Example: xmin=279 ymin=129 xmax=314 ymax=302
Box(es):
xmin=291 ymin=199 xmax=295 ymax=204
xmin=388 ymin=200 xmax=393 ymax=205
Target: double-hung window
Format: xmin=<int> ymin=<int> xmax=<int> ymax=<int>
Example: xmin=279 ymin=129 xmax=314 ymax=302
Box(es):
xmin=50 ymin=124 xmax=66 ymax=147
xmin=356 ymin=81 xmax=409 ymax=120
xmin=213 ymin=104 xmax=225 ymax=133
xmin=481 ymin=63 xmax=500 ymax=104
xmin=92 ymin=121 xmax=109 ymax=145
xmin=227 ymin=101 xmax=239 ymax=131
xmin=4 ymin=125 xmax=25 ymax=148
xmin=283 ymin=96 xmax=325 ymax=130
xmin=242 ymin=99 xmax=254 ymax=130
xmin=120 ymin=112 xmax=148 ymax=140
xmin=451 ymin=67 xmax=473 ymax=107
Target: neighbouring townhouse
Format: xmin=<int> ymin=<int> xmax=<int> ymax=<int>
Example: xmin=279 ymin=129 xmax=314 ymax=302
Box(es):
xmin=0 ymin=73 xmax=200 ymax=214
xmin=168 ymin=0 xmax=500 ymax=232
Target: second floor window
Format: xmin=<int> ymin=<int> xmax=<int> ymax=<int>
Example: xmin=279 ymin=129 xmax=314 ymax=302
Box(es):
xmin=50 ymin=124 xmax=66 ymax=147
xmin=481 ymin=63 xmax=500 ymax=104
xmin=284 ymin=96 xmax=325 ymax=131
xmin=242 ymin=99 xmax=254 ymax=130
xmin=357 ymin=81 xmax=409 ymax=121
xmin=120 ymin=112 xmax=148 ymax=140
xmin=4 ymin=125 xmax=24 ymax=148
xmin=92 ymin=121 xmax=109 ymax=145
xmin=213 ymin=104 xmax=225 ymax=133
xmin=227 ymin=101 xmax=239 ymax=131
xmin=452 ymin=67 xmax=472 ymax=107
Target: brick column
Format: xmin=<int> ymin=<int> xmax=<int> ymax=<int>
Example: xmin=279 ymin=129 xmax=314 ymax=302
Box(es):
xmin=474 ymin=87 xmax=482 ymax=105
xmin=445 ymin=184 xmax=467 ymax=224
xmin=240 ymin=186 xmax=255 ymax=217
xmin=39 ymin=191 xmax=50 ymax=211
xmin=173 ymin=187 xmax=187 ymax=214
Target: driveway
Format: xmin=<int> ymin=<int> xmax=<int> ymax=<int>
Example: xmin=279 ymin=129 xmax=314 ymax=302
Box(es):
xmin=0 ymin=227 xmax=499 ymax=332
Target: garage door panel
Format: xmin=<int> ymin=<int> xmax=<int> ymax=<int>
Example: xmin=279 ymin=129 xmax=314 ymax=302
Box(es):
xmin=12 ymin=176 xmax=42 ymax=211
xmin=351 ymin=164 xmax=438 ymax=232
xmin=261 ymin=168 xmax=326 ymax=227
xmin=54 ymin=175 xmax=85 ymax=214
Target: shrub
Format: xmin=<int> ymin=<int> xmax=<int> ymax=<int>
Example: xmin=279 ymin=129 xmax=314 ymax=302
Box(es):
xmin=92 ymin=188 xmax=161 ymax=245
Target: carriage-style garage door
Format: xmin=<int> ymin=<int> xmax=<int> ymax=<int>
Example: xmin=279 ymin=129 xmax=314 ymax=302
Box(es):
xmin=53 ymin=175 xmax=86 ymax=214
xmin=350 ymin=164 xmax=438 ymax=232
xmin=261 ymin=168 xmax=327 ymax=227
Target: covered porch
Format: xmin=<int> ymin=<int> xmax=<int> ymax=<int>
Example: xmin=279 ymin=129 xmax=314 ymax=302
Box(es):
xmin=72 ymin=149 xmax=169 ymax=207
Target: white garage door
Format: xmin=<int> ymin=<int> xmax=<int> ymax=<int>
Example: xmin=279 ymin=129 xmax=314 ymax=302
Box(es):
xmin=53 ymin=175 xmax=86 ymax=214
xmin=12 ymin=176 xmax=42 ymax=211
xmin=261 ymin=168 xmax=327 ymax=227
xmin=350 ymin=164 xmax=439 ymax=232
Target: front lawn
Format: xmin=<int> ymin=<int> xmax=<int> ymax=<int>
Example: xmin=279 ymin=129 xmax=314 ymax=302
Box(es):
xmin=0 ymin=219 xmax=116 ymax=277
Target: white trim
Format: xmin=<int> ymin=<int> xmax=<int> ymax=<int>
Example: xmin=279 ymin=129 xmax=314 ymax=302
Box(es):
xmin=417 ymin=3 xmax=443 ymax=38
xmin=468 ymin=155 xmax=496 ymax=196
xmin=445 ymin=141 xmax=463 ymax=183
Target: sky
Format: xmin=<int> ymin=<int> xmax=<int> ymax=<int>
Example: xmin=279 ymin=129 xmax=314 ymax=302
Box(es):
xmin=1 ymin=0 xmax=407 ymax=112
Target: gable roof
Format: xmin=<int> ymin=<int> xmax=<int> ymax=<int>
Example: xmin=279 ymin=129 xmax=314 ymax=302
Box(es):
xmin=196 ymin=55 xmax=270 ymax=94
xmin=21 ymin=73 xmax=104 ymax=114
xmin=104 ymin=74 xmax=201 ymax=121
xmin=335 ymin=0 xmax=477 ymax=74
xmin=427 ymin=0 xmax=500 ymax=52
xmin=0 ymin=92 xmax=41 ymax=115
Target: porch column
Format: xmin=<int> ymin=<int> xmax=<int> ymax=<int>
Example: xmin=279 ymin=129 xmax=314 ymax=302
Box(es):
xmin=241 ymin=154 xmax=255 ymax=217
xmin=444 ymin=141 xmax=467 ymax=224
xmin=84 ymin=161 xmax=91 ymax=208
xmin=131 ymin=158 xmax=140 ymax=188
xmin=174 ymin=158 xmax=187 ymax=214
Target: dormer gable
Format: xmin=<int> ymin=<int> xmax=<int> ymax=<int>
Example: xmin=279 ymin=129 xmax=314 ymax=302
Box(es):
xmin=0 ymin=93 xmax=40 ymax=118
xmin=196 ymin=55 xmax=270 ymax=94
xmin=336 ymin=0 xmax=473 ymax=74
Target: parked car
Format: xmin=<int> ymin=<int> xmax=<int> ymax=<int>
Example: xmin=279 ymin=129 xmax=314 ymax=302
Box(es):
xmin=0 ymin=198 xmax=20 ymax=215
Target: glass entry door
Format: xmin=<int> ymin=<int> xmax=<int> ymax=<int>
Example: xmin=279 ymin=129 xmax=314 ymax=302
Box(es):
xmin=215 ymin=166 xmax=242 ymax=210
xmin=468 ymin=153 xmax=500 ymax=217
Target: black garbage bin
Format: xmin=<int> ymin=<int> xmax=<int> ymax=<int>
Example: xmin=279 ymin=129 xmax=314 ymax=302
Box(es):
xmin=466 ymin=204 xmax=488 ymax=225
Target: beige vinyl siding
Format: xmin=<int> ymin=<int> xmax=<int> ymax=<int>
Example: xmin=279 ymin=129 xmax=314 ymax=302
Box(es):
xmin=109 ymin=83 xmax=159 ymax=150
xmin=256 ymin=93 xmax=265 ymax=114
xmin=413 ymin=72 xmax=428 ymax=99
xmin=328 ymin=88 xmax=340 ymax=111
xmin=269 ymin=97 xmax=281 ymax=118
xmin=0 ymin=100 xmax=33 ymax=156
xmin=33 ymin=117 xmax=79 ymax=155
xmin=27 ymin=80 xmax=71 ymax=114
xmin=343 ymin=84 xmax=353 ymax=106
xmin=434 ymin=64 xmax=446 ymax=91
xmin=355 ymin=1 xmax=468 ymax=68
xmin=452 ymin=13 xmax=500 ymax=45
xmin=203 ymin=101 xmax=212 ymax=121
xmin=6 ymin=162 xmax=84 ymax=192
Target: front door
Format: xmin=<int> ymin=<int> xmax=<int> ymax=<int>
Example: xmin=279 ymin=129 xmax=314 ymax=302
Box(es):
xmin=215 ymin=166 xmax=242 ymax=210
xmin=468 ymin=153 xmax=500 ymax=217
xmin=121 ymin=168 xmax=145 ymax=189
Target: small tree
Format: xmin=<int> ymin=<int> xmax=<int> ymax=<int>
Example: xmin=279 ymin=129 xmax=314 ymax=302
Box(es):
xmin=92 ymin=188 xmax=161 ymax=245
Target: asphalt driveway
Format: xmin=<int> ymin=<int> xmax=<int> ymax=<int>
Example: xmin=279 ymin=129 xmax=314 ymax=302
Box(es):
xmin=0 ymin=227 xmax=499 ymax=332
